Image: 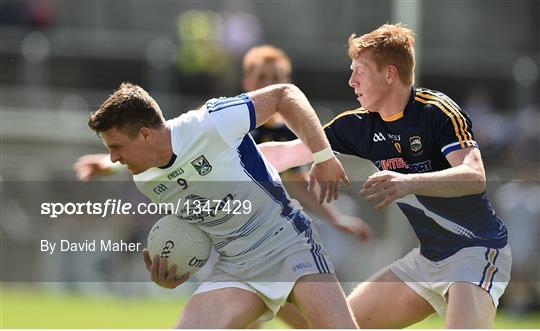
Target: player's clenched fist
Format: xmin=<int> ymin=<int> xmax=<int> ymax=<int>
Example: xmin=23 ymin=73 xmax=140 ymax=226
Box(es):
xmin=142 ymin=248 xmax=189 ymax=289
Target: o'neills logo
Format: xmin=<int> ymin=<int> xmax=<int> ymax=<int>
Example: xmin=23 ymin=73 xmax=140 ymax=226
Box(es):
xmin=167 ymin=168 xmax=184 ymax=180
xmin=188 ymin=257 xmax=208 ymax=268
xmin=293 ymin=262 xmax=313 ymax=272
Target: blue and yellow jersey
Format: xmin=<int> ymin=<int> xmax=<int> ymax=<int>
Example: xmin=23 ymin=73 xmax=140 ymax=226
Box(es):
xmin=324 ymin=87 xmax=508 ymax=261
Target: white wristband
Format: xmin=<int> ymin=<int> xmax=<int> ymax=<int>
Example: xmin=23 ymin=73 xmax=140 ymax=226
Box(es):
xmin=312 ymin=147 xmax=335 ymax=164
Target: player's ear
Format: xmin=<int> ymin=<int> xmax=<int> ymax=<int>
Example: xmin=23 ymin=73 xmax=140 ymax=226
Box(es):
xmin=386 ymin=65 xmax=398 ymax=84
xmin=139 ymin=127 xmax=152 ymax=142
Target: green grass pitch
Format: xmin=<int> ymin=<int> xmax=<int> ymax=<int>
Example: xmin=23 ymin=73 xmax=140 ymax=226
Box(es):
xmin=1 ymin=286 xmax=539 ymax=328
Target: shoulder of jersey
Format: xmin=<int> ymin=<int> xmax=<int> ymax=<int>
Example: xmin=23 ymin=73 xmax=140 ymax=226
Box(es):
xmin=414 ymin=87 xmax=463 ymax=115
xmin=169 ymin=109 xmax=205 ymax=125
xmin=323 ymin=108 xmax=369 ymax=128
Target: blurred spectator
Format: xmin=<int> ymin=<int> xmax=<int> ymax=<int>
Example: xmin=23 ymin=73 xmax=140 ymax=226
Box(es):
xmin=464 ymin=86 xmax=540 ymax=173
xmin=495 ymin=166 xmax=540 ymax=315
xmin=507 ymin=105 xmax=540 ymax=166
xmin=28 ymin=0 xmax=57 ymax=29
xmin=0 ymin=0 xmax=28 ymax=25
xmin=463 ymin=86 xmax=507 ymax=162
xmin=0 ymin=0 xmax=56 ymax=28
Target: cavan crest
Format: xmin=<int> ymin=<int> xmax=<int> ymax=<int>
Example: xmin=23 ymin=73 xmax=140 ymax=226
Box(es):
xmin=191 ymin=155 xmax=212 ymax=176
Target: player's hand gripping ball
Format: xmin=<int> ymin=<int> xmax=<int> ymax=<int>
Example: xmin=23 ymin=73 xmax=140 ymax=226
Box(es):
xmin=147 ymin=215 xmax=212 ymax=276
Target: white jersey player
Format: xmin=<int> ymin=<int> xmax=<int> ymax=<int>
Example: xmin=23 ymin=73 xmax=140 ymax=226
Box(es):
xmin=134 ymin=95 xmax=320 ymax=269
xmin=87 ymin=82 xmax=357 ymax=328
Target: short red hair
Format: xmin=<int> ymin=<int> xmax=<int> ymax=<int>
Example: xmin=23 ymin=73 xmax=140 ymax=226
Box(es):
xmin=348 ymin=23 xmax=416 ymax=86
xmin=242 ymin=45 xmax=292 ymax=77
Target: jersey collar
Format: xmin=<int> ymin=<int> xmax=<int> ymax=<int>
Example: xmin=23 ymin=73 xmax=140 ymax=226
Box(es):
xmin=380 ymin=87 xmax=415 ymax=122
xmin=158 ymin=153 xmax=177 ymax=169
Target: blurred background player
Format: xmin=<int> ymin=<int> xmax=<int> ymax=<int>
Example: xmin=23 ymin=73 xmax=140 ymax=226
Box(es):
xmin=242 ymin=45 xmax=372 ymax=242
xmin=74 ymin=44 xmax=371 ymax=328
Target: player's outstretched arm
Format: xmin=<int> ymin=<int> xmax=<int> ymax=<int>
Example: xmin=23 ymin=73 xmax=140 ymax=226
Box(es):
xmin=248 ymin=84 xmax=350 ymax=203
xmin=360 ymin=147 xmax=486 ymax=210
xmin=259 ymin=140 xmax=371 ymax=240
xmin=73 ymin=153 xmax=123 ymax=181
xmin=258 ymin=139 xmax=312 ymax=173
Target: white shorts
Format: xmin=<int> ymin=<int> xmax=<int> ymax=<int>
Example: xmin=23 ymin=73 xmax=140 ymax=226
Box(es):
xmin=390 ymin=245 xmax=512 ymax=316
xmin=193 ymin=225 xmax=334 ymax=321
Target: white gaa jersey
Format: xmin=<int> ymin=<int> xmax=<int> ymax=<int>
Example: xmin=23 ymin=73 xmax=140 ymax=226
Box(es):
xmin=133 ymin=94 xmax=312 ymax=269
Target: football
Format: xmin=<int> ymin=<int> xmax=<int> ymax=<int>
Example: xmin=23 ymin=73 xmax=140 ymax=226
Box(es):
xmin=147 ymin=215 xmax=212 ymax=276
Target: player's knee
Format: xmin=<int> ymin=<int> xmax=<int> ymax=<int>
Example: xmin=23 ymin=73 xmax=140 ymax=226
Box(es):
xmin=307 ymin=314 xmax=357 ymax=329
xmin=175 ymin=313 xmax=203 ymax=329
xmin=446 ymin=313 xmax=493 ymax=329
xmin=347 ymin=302 xmax=379 ymax=329
xmin=446 ymin=284 xmax=496 ymax=328
xmin=355 ymin=316 xmax=378 ymax=329
xmin=176 ymin=310 xmax=249 ymax=329
xmin=445 ymin=302 xmax=495 ymax=328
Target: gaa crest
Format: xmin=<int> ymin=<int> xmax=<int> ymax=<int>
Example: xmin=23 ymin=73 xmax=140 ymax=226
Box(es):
xmin=409 ymin=136 xmax=423 ymax=156
xmin=191 ymin=155 xmax=212 ymax=176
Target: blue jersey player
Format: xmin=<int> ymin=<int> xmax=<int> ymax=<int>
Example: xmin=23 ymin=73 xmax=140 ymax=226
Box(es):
xmin=260 ymin=23 xmax=511 ymax=328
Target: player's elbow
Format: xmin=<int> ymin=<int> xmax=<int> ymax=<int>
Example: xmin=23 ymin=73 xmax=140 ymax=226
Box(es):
xmin=463 ymin=148 xmax=486 ymax=194
xmin=273 ymin=84 xmax=307 ymax=121
xmin=278 ymin=83 xmax=302 ymax=101
xmin=280 ymin=83 xmax=300 ymax=94
xmin=469 ymin=169 xmax=486 ymax=194
xmin=470 ymin=179 xmax=486 ymax=195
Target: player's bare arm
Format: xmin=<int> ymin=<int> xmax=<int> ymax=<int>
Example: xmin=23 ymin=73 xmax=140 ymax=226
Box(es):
xmin=248 ymin=84 xmax=351 ymax=203
xmin=259 ymin=140 xmax=371 ymax=240
xmin=360 ymin=147 xmax=486 ymax=210
xmin=73 ymin=153 xmax=122 ymax=181
xmin=258 ymin=139 xmax=312 ymax=172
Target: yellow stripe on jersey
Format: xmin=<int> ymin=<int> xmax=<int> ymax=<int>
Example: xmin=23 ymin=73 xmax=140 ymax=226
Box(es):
xmin=418 ymin=90 xmax=473 ymax=142
xmin=381 ymin=111 xmax=404 ymax=122
xmin=323 ymin=108 xmax=368 ymax=129
xmin=415 ymin=96 xmax=465 ymax=148
xmin=416 ymin=92 xmax=469 ymax=144
xmin=416 ymin=91 xmax=474 ymax=145
xmin=482 ymin=248 xmax=498 ymax=290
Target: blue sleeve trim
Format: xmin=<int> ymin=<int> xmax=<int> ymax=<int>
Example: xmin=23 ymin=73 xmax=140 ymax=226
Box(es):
xmin=241 ymin=93 xmax=256 ymax=131
xmin=442 ymin=140 xmax=479 ymax=156
xmin=442 ymin=144 xmax=462 ymax=156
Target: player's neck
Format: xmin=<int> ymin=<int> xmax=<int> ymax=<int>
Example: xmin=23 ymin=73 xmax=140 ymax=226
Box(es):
xmin=378 ymin=85 xmax=411 ymax=119
xmin=152 ymin=124 xmax=174 ymax=168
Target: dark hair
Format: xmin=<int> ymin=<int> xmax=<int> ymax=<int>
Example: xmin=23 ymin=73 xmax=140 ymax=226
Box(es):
xmin=88 ymin=82 xmax=165 ymax=137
